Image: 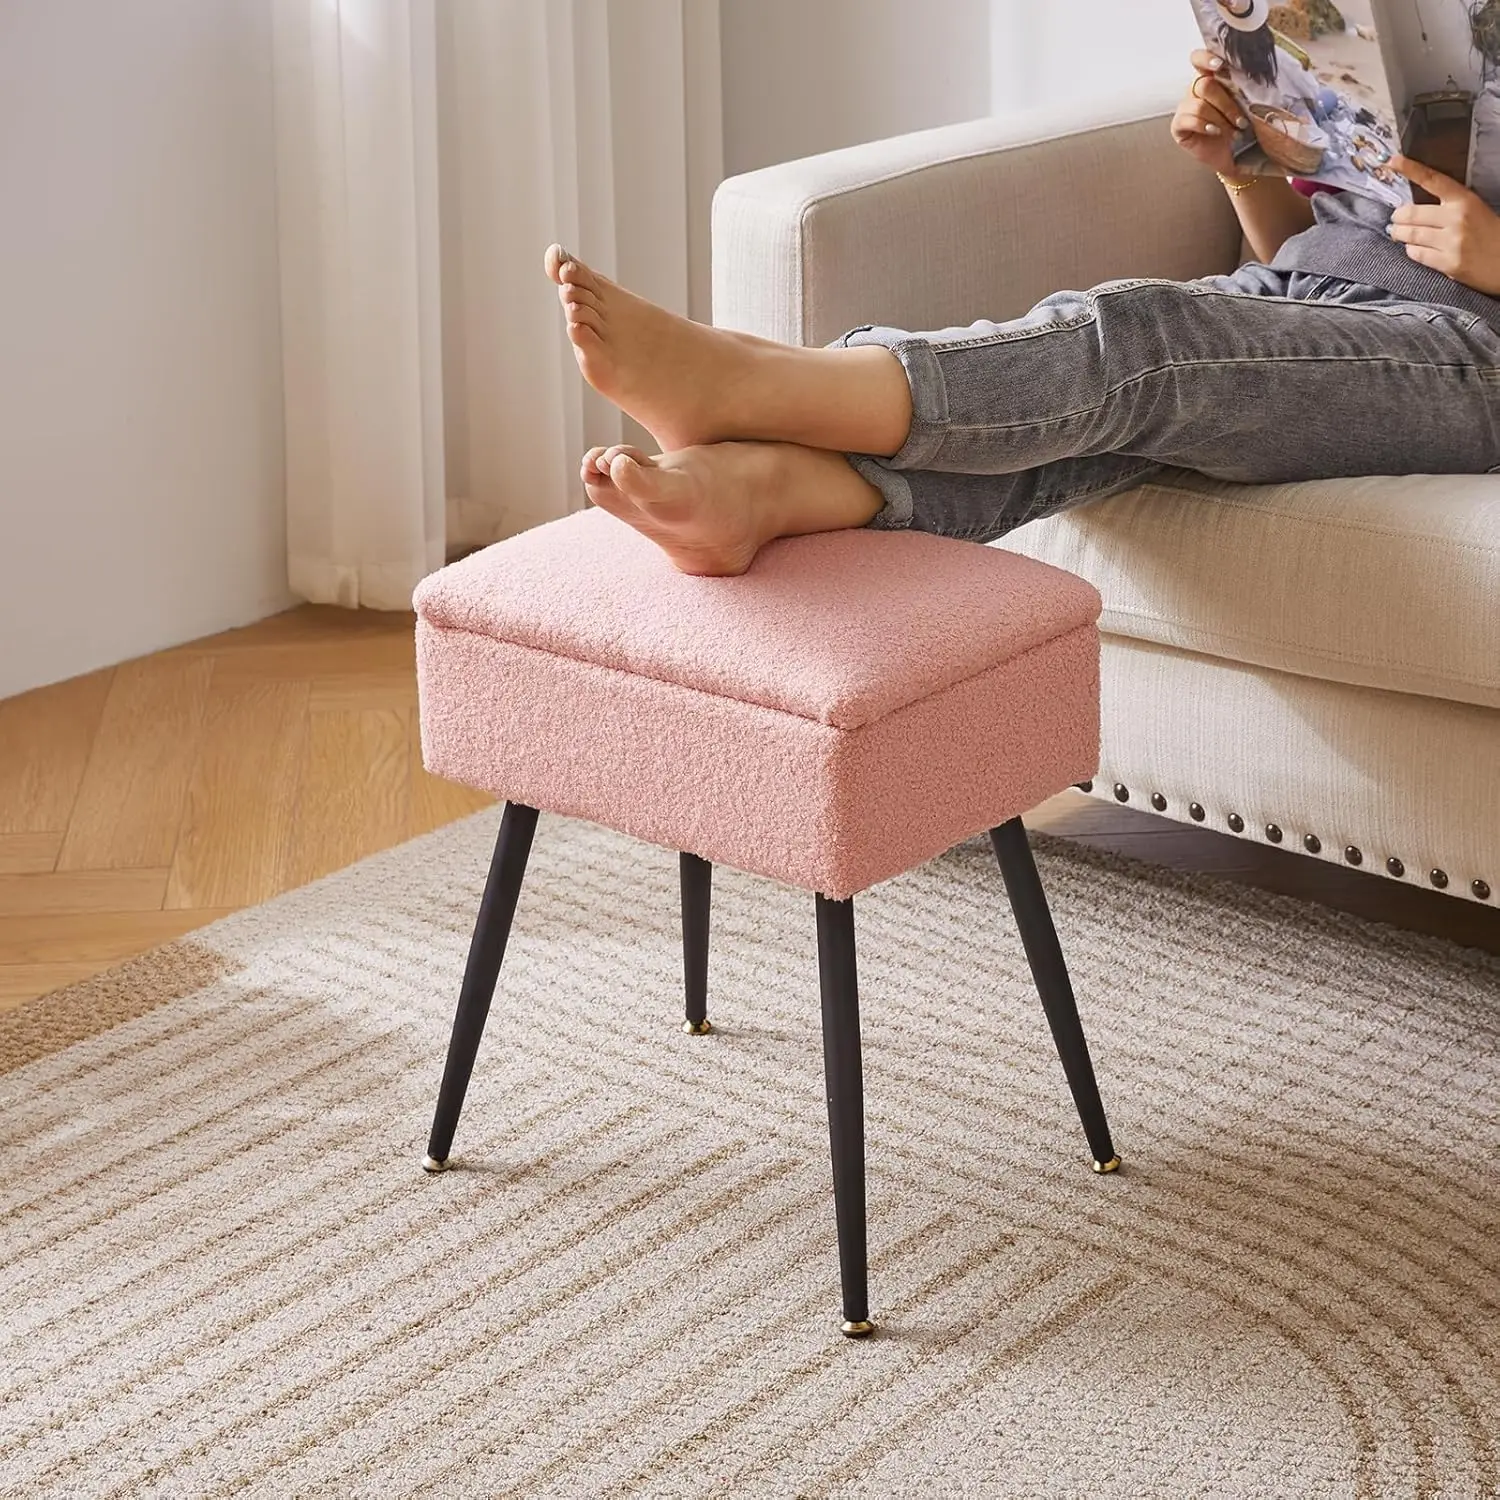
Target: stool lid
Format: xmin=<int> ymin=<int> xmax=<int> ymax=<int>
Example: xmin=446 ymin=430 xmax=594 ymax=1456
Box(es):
xmin=414 ymin=510 xmax=1100 ymax=730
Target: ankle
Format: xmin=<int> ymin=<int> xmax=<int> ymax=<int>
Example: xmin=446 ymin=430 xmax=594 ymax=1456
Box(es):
xmin=749 ymin=442 xmax=883 ymax=541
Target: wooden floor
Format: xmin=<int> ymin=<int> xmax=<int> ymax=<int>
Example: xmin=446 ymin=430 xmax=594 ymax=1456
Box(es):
xmin=2 ymin=604 xmax=1496 ymax=1013
xmin=0 ymin=608 xmax=490 ymax=1012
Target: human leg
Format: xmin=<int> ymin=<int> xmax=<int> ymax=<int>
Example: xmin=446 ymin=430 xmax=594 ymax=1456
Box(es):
xmin=575 ymin=437 xmax=1162 ymax=575
xmin=553 ymin=246 xmax=1500 ymax=568
xmin=546 ymin=245 xmax=912 ymax=457
xmin=842 ymin=273 xmax=1500 ymax=494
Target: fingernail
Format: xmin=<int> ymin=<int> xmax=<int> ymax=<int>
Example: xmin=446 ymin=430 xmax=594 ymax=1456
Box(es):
xmin=1205 ymin=124 xmax=1221 ymax=136
xmin=1237 ymin=116 xmax=1249 ymax=128
xmin=1209 ymin=56 xmax=1223 ymax=68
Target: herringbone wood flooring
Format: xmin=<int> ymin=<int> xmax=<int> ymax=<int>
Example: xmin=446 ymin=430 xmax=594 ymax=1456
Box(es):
xmin=2 ymin=605 xmax=1497 ymax=1013
xmin=0 ymin=608 xmax=491 ymax=1011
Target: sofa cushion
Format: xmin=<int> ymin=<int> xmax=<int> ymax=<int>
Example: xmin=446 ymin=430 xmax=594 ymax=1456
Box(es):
xmin=995 ymin=471 xmax=1500 ymax=711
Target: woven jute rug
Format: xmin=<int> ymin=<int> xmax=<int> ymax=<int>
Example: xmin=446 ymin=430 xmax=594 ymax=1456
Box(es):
xmin=2 ymin=810 xmax=1497 ymax=1498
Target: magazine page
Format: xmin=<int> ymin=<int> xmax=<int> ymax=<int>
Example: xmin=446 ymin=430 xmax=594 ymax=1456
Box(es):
xmin=1373 ymin=0 xmax=1488 ymax=199
xmin=1186 ymin=0 xmax=1411 ymax=207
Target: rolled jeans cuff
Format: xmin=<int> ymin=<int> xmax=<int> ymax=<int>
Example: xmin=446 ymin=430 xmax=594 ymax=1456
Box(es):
xmin=832 ymin=324 xmax=949 ymax=531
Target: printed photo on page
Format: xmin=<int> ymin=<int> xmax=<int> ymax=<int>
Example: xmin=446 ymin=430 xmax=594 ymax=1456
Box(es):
xmin=1188 ymin=0 xmax=1412 ymax=205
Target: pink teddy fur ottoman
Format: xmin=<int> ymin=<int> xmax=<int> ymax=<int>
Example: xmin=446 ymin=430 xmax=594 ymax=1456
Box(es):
xmin=413 ymin=508 xmax=1120 ymax=1338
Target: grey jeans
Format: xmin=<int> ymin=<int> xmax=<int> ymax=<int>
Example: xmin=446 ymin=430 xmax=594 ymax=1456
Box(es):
xmin=837 ymin=264 xmax=1500 ymax=542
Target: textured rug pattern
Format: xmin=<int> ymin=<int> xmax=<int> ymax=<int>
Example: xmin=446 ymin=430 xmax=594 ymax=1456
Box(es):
xmin=1 ymin=811 xmax=1498 ymax=1497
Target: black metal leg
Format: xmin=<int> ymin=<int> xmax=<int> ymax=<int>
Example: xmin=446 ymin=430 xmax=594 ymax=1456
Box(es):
xmin=815 ymin=894 xmax=874 ymax=1337
xmin=680 ymin=852 xmax=713 ymax=1035
xmin=422 ymin=801 xmax=540 ymax=1172
xmin=989 ymin=817 xmax=1120 ymax=1173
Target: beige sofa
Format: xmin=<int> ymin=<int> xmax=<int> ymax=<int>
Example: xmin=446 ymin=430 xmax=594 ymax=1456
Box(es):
xmin=711 ymin=94 xmax=1500 ymax=908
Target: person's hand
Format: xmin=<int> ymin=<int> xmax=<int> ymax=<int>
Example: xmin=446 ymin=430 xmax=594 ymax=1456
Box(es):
xmin=1388 ymin=154 xmax=1500 ymax=297
xmin=1170 ymin=50 xmax=1249 ymax=177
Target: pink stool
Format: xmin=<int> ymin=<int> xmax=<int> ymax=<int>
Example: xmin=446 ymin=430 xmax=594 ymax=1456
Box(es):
xmin=414 ymin=508 xmax=1119 ymax=1337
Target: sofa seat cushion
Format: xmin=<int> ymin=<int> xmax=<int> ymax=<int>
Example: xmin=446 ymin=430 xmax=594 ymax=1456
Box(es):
xmin=996 ymin=472 xmax=1500 ymax=711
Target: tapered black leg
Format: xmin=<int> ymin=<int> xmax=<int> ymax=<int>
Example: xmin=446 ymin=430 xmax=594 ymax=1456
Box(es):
xmin=989 ymin=817 xmax=1119 ymax=1173
xmin=422 ymin=801 xmax=540 ymax=1172
xmin=815 ymin=894 xmax=874 ymax=1337
xmin=680 ymin=852 xmax=713 ymax=1035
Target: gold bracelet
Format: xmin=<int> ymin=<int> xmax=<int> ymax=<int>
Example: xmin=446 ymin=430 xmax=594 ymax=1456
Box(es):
xmin=1216 ymin=172 xmax=1262 ymax=196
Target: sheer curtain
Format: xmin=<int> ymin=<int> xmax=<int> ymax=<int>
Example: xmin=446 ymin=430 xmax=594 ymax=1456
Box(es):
xmin=271 ymin=0 xmax=710 ymax=607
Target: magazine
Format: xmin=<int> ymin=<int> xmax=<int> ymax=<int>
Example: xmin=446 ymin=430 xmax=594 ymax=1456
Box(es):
xmin=1185 ymin=0 xmax=1499 ymax=209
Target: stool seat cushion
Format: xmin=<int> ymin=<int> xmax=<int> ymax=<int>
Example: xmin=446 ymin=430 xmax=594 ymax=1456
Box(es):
xmin=415 ymin=509 xmax=1102 ymax=899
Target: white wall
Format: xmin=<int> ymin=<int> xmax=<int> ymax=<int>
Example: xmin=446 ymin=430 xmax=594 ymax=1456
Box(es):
xmin=990 ymin=0 xmax=1201 ymax=116
xmin=0 ymin=1 xmax=290 ymax=701
xmin=718 ymin=0 xmax=1208 ymax=179
xmin=719 ymin=0 xmax=993 ymax=176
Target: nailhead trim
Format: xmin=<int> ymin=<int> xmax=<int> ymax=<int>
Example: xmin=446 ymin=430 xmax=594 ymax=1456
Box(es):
xmin=1091 ymin=780 xmax=1493 ymax=898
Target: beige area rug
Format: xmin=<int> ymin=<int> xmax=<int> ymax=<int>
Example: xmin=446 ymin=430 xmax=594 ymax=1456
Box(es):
xmin=2 ymin=810 xmax=1498 ymax=1499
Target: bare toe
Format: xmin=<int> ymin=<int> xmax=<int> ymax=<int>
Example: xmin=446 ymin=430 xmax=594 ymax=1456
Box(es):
xmin=567 ymin=317 xmax=604 ymax=351
xmin=608 ymin=450 xmax=656 ymax=499
xmin=559 ymin=283 xmax=602 ymax=313
xmin=558 ymin=259 xmax=596 ymax=290
xmin=602 ymin=443 xmax=648 ymax=467
xmin=544 ymin=244 xmax=571 ymax=284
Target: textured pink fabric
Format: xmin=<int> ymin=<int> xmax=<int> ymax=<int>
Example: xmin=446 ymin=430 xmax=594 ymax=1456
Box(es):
xmin=414 ymin=509 xmax=1100 ymax=730
xmin=415 ymin=511 xmax=1102 ymax=898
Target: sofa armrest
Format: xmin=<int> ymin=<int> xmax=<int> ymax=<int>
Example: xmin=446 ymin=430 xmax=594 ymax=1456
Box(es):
xmin=711 ymin=91 xmax=1243 ymax=347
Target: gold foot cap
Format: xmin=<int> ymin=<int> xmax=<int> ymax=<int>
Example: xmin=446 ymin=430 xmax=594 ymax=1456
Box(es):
xmin=682 ymin=1018 xmax=713 ymax=1035
xmin=421 ymin=1154 xmax=449 ymax=1174
xmin=1092 ymin=1155 xmax=1122 ymax=1175
xmin=840 ymin=1319 xmax=876 ymax=1339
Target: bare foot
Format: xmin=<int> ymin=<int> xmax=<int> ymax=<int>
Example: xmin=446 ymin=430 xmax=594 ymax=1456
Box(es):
xmin=546 ymin=245 xmax=751 ymax=452
xmin=578 ymin=442 xmax=786 ymax=577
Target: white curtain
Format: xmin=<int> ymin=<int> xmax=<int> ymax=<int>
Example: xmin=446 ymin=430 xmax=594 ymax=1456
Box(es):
xmin=271 ymin=0 xmax=446 ymax=609
xmin=271 ymin=0 xmax=710 ymax=606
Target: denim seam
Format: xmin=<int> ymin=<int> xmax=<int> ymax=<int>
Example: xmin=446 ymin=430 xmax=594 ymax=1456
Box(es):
xmin=929 ymin=309 xmax=1099 ymax=352
xmin=938 ymin=353 xmax=1487 ymax=438
xmin=1183 ymin=281 xmax=1486 ymax=330
xmin=921 ymin=281 xmax=1475 ymax=364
